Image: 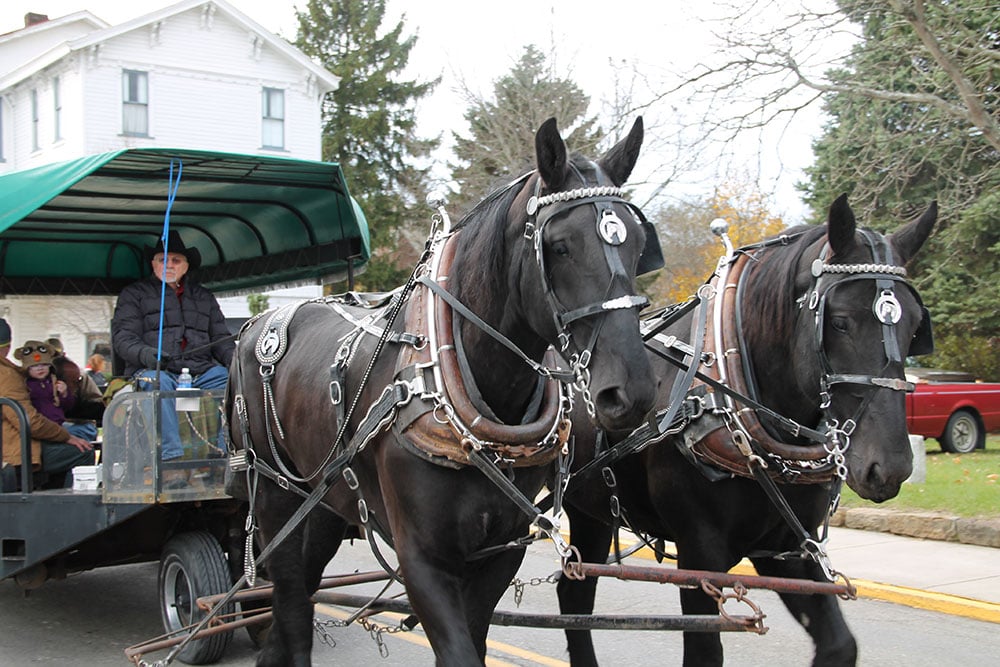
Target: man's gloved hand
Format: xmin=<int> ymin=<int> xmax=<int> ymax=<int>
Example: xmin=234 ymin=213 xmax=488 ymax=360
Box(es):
xmin=139 ymin=348 xmax=172 ymax=368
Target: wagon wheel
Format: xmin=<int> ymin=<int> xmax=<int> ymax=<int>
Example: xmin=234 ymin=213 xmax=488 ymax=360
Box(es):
xmin=940 ymin=409 xmax=984 ymax=454
xmin=159 ymin=531 xmax=235 ymax=664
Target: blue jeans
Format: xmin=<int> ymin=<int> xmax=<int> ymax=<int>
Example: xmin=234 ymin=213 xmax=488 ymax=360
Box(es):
xmin=135 ymin=365 xmax=229 ymax=461
xmin=64 ymin=421 xmax=98 ymax=441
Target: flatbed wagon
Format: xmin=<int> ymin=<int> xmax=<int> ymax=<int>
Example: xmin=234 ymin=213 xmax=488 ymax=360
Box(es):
xmin=0 ymin=148 xmax=369 ymax=663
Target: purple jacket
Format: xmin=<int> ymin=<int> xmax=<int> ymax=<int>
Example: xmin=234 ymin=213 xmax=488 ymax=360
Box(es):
xmin=26 ymin=374 xmax=76 ymax=424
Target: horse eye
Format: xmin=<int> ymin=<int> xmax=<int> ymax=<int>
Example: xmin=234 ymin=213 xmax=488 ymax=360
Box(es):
xmin=830 ymin=316 xmax=850 ymax=333
xmin=550 ymin=240 xmax=571 ymax=257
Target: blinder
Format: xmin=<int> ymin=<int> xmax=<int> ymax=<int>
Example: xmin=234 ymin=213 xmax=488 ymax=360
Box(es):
xmin=631 ymin=205 xmax=665 ymax=275
xmin=909 ymin=305 xmax=934 ymax=357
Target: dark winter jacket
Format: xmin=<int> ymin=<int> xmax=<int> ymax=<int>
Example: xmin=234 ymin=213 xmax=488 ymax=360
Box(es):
xmin=112 ymin=276 xmax=235 ymax=377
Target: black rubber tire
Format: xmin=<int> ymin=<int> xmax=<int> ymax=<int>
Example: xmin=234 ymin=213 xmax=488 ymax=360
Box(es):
xmin=159 ymin=531 xmax=234 ymax=664
xmin=940 ymin=409 xmax=984 ymax=454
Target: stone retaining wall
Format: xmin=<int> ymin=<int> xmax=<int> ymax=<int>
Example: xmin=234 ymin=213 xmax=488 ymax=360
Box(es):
xmin=830 ymin=507 xmax=1000 ymax=548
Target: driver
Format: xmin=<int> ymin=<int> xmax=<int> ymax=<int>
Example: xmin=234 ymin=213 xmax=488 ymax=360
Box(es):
xmin=111 ymin=231 xmax=234 ymax=487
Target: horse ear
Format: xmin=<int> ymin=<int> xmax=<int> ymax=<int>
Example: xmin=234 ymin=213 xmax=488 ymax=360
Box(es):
xmin=890 ymin=201 xmax=937 ymax=264
xmin=826 ymin=193 xmax=857 ymax=257
xmin=535 ymin=117 xmax=568 ymax=191
xmin=599 ymin=117 xmax=644 ymax=186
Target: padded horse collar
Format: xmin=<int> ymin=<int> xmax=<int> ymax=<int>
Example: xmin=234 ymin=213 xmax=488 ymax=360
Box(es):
xmin=396 ymin=233 xmax=572 ymax=469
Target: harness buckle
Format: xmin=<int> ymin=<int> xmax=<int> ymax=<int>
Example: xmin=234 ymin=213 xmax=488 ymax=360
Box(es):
xmin=329 ymin=380 xmax=342 ymax=405
xmin=394 ymin=379 xmax=414 ymax=406
xmin=259 ymin=364 xmax=275 ymax=379
xmin=343 ymin=466 xmax=360 ymax=490
xmin=229 ymin=450 xmax=249 ymax=472
xmin=732 ymin=429 xmax=754 ymax=458
xmin=688 ymin=395 xmax=706 ymax=420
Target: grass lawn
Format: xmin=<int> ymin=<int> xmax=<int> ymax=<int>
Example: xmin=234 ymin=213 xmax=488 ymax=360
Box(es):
xmin=838 ymin=434 xmax=1000 ymax=519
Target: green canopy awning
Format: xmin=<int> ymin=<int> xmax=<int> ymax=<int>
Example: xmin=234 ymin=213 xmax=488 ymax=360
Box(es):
xmin=0 ymin=148 xmax=370 ymax=295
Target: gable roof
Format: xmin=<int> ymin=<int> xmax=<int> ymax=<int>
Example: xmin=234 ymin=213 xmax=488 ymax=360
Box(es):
xmin=0 ymin=0 xmax=338 ymax=92
xmin=0 ymin=11 xmax=108 ymax=43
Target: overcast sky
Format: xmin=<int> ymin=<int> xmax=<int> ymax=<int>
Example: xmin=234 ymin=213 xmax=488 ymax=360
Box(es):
xmin=2 ymin=0 xmax=828 ymax=222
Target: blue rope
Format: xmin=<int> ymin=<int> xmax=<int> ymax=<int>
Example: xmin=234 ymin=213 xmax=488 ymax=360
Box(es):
xmin=155 ymin=159 xmax=183 ymax=373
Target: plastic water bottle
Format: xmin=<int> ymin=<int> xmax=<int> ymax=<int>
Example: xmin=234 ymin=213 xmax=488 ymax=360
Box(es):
xmin=177 ymin=367 xmax=193 ymax=390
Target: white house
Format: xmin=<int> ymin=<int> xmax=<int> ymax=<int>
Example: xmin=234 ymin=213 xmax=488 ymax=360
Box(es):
xmin=0 ymin=0 xmax=337 ymax=363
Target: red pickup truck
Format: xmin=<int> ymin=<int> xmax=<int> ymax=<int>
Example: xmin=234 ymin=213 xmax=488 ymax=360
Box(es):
xmin=905 ymin=369 xmax=1000 ymax=453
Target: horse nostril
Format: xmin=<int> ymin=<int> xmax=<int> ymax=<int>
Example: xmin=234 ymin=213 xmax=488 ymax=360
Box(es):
xmin=595 ymin=386 xmax=630 ymax=420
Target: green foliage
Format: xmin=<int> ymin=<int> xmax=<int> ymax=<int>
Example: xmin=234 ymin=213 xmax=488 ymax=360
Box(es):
xmin=839 ymin=438 xmax=1000 ymax=519
xmin=353 ymin=253 xmax=411 ymax=293
xmin=801 ymin=0 xmax=1000 ymax=373
xmin=918 ymin=331 xmax=1000 ymax=382
xmin=449 ymin=45 xmax=602 ymax=213
xmin=294 ymin=0 xmax=439 ymax=258
xmin=246 ymin=293 xmax=270 ymax=316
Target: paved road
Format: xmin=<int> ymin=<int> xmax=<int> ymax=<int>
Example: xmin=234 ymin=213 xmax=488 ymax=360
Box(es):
xmin=0 ymin=535 xmax=996 ymax=666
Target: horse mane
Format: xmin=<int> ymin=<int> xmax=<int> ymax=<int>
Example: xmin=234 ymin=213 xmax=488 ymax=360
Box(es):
xmin=742 ymin=224 xmax=827 ymax=347
xmin=449 ymin=173 xmax=534 ymax=319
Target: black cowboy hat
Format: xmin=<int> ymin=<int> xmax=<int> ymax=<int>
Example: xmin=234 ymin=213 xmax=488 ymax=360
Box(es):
xmin=145 ymin=230 xmax=201 ymax=270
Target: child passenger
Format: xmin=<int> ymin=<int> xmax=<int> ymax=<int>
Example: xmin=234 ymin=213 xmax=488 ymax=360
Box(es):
xmin=14 ymin=340 xmax=96 ymax=441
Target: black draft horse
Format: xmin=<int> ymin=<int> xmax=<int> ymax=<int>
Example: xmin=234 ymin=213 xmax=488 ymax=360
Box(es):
xmin=558 ymin=195 xmax=937 ymax=666
xmin=227 ymin=118 xmax=658 ymax=666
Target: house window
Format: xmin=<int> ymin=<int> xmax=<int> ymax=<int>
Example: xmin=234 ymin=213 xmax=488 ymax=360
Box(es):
xmin=53 ymin=76 xmax=62 ymax=141
xmin=31 ymin=89 xmax=39 ymax=150
xmin=122 ymin=70 xmax=148 ymax=136
xmin=261 ymin=87 xmax=284 ymax=149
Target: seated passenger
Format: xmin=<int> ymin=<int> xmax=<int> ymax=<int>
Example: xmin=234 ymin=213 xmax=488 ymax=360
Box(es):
xmin=111 ymin=232 xmax=233 ymax=487
xmin=85 ymin=353 xmax=109 ymax=393
xmin=44 ymin=338 xmax=105 ymax=438
xmin=14 ymin=340 xmax=98 ymax=442
xmin=0 ymin=319 xmax=94 ymax=490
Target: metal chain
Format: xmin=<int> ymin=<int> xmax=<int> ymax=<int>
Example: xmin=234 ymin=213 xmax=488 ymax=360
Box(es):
xmin=315 ymin=614 xmax=412 ymax=659
xmin=571 ymin=350 xmax=596 ymax=418
xmin=824 ymin=418 xmax=855 ymax=481
xmin=510 ymin=572 xmax=561 ymax=606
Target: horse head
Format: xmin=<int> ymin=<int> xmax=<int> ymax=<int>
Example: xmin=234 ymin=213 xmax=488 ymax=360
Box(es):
xmin=450 ymin=117 xmax=658 ymax=433
xmin=752 ymin=194 xmax=936 ymax=501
